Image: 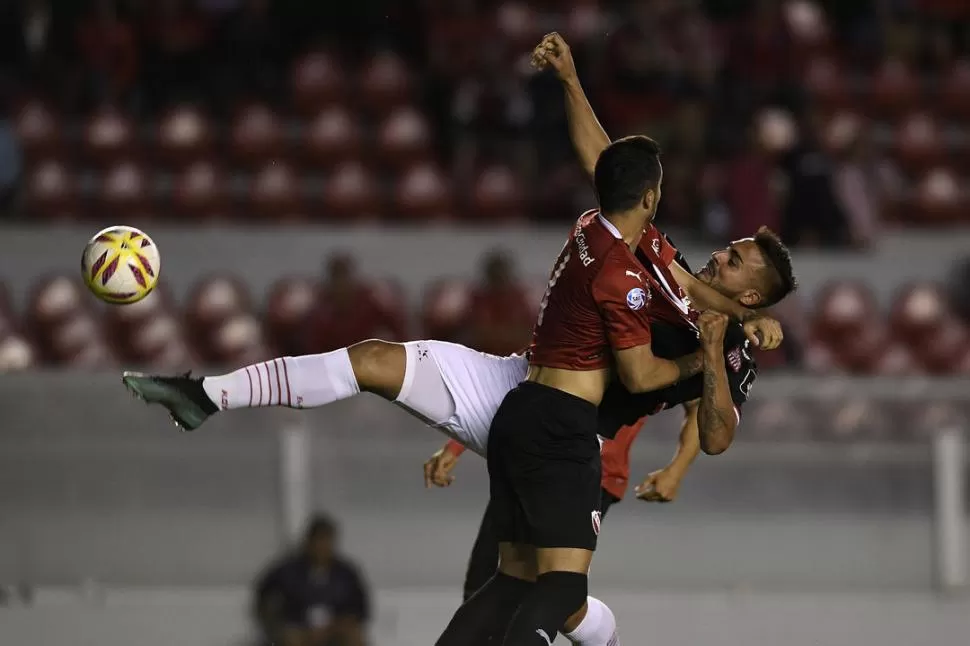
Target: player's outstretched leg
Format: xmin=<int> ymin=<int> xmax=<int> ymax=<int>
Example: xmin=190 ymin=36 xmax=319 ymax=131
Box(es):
xmin=123 ymin=340 xmax=409 ymax=431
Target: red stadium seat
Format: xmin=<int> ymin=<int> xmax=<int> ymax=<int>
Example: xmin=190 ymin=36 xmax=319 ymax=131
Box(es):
xmin=394 ymin=163 xmax=453 ymax=220
xmin=302 ymin=106 xmax=364 ymax=169
xmin=913 ymin=167 xmax=963 ymax=224
xmin=102 ymin=287 xmax=173 ymax=343
xmin=866 ymin=58 xmax=920 ymax=118
xmin=14 ymin=98 xmax=63 ymax=162
xmin=377 ymin=107 xmax=434 ymax=170
xmin=122 ymin=313 xmax=186 ymax=364
xmin=320 ymin=162 xmax=382 ymax=220
xmin=95 ymin=160 xmax=152 ymax=220
xmin=359 ymin=51 xmax=413 ymax=114
xmin=918 ymin=317 xmax=969 ymax=374
xmin=291 ymin=51 xmax=347 ymax=116
xmin=45 ymin=312 xmax=109 ymax=365
xmin=248 ymin=160 xmax=304 ymax=220
xmin=821 ymin=111 xmax=864 ymax=155
xmin=185 ymin=275 xmax=253 ymax=362
xmin=803 ymin=56 xmax=849 ymax=112
xmin=494 ymin=2 xmax=541 ymax=54
xmin=155 ymin=104 xmax=212 ymax=168
xmin=894 ymin=113 xmax=945 ymax=174
xmin=23 ymin=159 xmax=79 ymax=221
xmin=0 ymin=336 xmax=37 ymax=372
xmin=890 ymin=282 xmax=951 ymax=346
xmin=264 ymin=276 xmax=319 ymax=355
xmin=811 ymin=280 xmax=878 ymax=345
xmin=209 ymin=314 xmax=269 ymax=366
xmin=228 ymin=104 xmax=285 ymax=168
xmin=82 ymin=106 xmax=136 ymax=166
xmin=171 ymin=160 xmax=229 ymax=220
xmin=803 ymin=338 xmax=840 ymax=374
xmin=421 ymin=278 xmax=473 ymax=340
xmin=27 ymin=275 xmax=89 ymax=335
xmin=469 ymin=165 xmax=528 ymax=221
xmin=940 ymin=59 xmax=970 ymax=118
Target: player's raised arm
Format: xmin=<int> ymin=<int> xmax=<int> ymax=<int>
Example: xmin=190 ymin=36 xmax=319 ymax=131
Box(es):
xmin=695 ymin=312 xmax=739 ymax=454
xmin=533 ymin=33 xmax=610 ymax=179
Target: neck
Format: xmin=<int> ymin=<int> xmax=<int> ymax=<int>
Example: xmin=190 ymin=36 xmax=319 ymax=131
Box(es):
xmin=602 ymin=209 xmax=648 ymax=248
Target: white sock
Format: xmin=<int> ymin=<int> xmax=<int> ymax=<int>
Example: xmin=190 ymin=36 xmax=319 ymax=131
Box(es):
xmin=565 ymin=596 xmax=619 ymax=646
xmin=201 ymin=349 xmax=360 ymax=410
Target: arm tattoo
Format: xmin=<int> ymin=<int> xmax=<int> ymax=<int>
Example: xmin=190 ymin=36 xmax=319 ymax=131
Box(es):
xmin=674 ymin=351 xmax=704 ymax=380
xmin=699 ymin=361 xmax=732 ymax=446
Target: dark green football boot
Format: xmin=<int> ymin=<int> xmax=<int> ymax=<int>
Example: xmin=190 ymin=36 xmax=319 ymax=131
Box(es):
xmin=122 ymin=372 xmax=219 ymax=431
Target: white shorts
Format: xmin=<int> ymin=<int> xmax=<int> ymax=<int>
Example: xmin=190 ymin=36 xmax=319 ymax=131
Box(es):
xmin=394 ymin=341 xmax=528 ymax=456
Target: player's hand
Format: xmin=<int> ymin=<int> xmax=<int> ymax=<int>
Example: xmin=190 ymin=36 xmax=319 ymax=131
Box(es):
xmin=741 ymin=314 xmax=783 ymax=350
xmin=531 ymin=32 xmax=578 ymax=83
xmin=634 ymin=468 xmax=683 ymax=503
xmin=423 ymin=444 xmax=461 ymax=488
xmin=698 ymin=310 xmax=729 ymax=348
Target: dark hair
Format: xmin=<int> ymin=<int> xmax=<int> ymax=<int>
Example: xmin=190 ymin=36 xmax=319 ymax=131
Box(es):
xmin=305 ymin=514 xmax=337 ymax=541
xmin=593 ymin=135 xmax=663 ymax=214
xmin=753 ymin=227 xmax=797 ymax=307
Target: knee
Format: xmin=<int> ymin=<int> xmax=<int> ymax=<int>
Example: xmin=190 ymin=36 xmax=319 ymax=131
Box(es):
xmin=562 ymin=600 xmax=589 ymax=633
xmin=347 ymin=340 xmax=404 ymax=396
xmin=534 ymin=571 xmax=588 ymax=616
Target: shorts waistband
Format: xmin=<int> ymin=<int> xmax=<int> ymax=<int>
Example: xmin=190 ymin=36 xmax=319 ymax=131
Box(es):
xmin=517 ymin=381 xmax=598 ymax=413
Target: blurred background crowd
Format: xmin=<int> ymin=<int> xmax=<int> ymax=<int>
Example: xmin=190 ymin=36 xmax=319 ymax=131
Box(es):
xmin=2 ymin=0 xmax=970 ymax=377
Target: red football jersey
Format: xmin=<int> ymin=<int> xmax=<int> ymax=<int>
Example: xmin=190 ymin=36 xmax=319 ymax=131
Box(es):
xmin=529 ymin=210 xmax=657 ymax=371
xmin=599 ymin=419 xmax=647 ymax=500
xmin=635 ymin=224 xmax=697 ymax=329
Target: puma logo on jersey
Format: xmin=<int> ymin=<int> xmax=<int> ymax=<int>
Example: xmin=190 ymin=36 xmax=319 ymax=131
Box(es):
xmin=625 ymin=269 xmax=643 ymax=282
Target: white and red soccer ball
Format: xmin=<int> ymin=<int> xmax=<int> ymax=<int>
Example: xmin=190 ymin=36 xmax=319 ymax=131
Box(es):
xmin=81 ymin=226 xmax=161 ymax=304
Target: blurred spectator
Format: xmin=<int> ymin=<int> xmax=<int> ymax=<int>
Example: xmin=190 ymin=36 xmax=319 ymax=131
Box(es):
xmin=141 ymin=0 xmax=211 ymax=107
xmin=781 ymin=111 xmax=850 ymax=247
xmin=254 ymin=514 xmax=369 ymax=646
xmin=303 ymin=253 xmax=407 ymax=354
xmin=467 ymin=250 xmax=533 ymax=356
xmin=723 ymin=125 xmax=782 ymax=243
xmin=831 ymin=121 xmax=882 ymax=248
xmin=216 ymin=0 xmax=284 ymax=104
xmin=0 ymin=94 xmax=22 ymax=211
xmin=75 ymin=0 xmax=139 ymax=107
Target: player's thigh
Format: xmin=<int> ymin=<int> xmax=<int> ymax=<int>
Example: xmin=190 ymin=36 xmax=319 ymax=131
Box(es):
xmin=516 ymin=456 xmax=602 ymax=552
xmin=347 ymin=339 xmax=406 ymax=399
xmin=497 ymin=541 xmax=537 ymax=581
xmin=534 ymin=546 xmax=593 ymax=576
xmin=390 ymin=340 xmax=457 ymax=426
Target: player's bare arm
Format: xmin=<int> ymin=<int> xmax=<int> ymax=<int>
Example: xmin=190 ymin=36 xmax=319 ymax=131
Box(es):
xmin=532 ymin=32 xmax=610 ymax=178
xmin=635 ymin=400 xmax=701 ymax=502
xmin=613 ymin=343 xmax=703 ymax=394
xmin=696 ymin=312 xmax=738 ymax=454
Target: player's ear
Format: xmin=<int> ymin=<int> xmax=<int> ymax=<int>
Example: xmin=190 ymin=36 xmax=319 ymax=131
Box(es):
xmin=641 ymin=188 xmax=656 ymax=214
xmin=739 ymin=290 xmax=762 ymax=307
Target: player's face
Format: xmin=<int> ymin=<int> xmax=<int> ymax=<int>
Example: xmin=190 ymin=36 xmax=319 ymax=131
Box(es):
xmin=694 ymin=238 xmax=766 ymax=307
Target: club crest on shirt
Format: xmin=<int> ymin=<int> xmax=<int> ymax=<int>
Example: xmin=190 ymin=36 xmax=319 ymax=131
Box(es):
xmin=652 ymin=238 xmax=661 ymax=255
xmin=591 ymin=510 xmax=602 ymax=535
xmin=626 ymin=286 xmax=649 ymax=310
xmin=727 ymin=347 xmax=743 ymax=373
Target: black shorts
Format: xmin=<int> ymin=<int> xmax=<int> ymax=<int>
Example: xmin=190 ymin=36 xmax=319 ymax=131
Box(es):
xmin=486 ymin=382 xmax=601 ymax=551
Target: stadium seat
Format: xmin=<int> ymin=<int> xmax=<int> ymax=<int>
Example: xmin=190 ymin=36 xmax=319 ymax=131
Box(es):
xmin=0 ymin=336 xmax=36 ymax=372
xmin=82 ymin=106 xmax=136 ymax=166
xmin=894 ymin=113 xmax=945 ymax=175
xmin=940 ymin=59 xmax=970 ymax=118
xmin=264 ymin=276 xmax=319 ymax=355
xmin=377 ymin=107 xmax=434 ymax=170
xmin=155 ymin=104 xmax=212 ymax=168
xmin=394 ymin=163 xmax=453 ymax=220
xmin=185 ymin=275 xmax=253 ymax=362
xmin=14 ymin=98 xmax=63 ymax=162
xmin=122 ymin=313 xmax=186 ymax=364
xmin=320 ymin=162 xmax=383 ymax=221
xmin=248 ymin=160 xmax=304 ymax=221
xmin=45 ymin=312 xmax=113 ymax=366
xmin=23 ymin=159 xmax=79 ymax=221
xmin=494 ymin=2 xmax=542 ymax=54
xmin=359 ymin=51 xmax=413 ymax=114
xmin=210 ymin=313 xmax=269 ymax=366
xmin=228 ymin=104 xmax=285 ymax=168
xmin=95 ymin=160 xmax=152 ymax=221
xmin=866 ymin=58 xmax=921 ymax=118
xmin=890 ymin=282 xmax=951 ymax=345
xmin=803 ymin=56 xmax=849 ymax=112
xmin=302 ymin=106 xmax=364 ymax=169
xmin=371 ymin=276 xmax=408 ymax=332
xmin=171 ymin=160 xmax=229 ymax=220
xmin=421 ymin=278 xmax=473 ymax=341
xmin=913 ymin=167 xmax=963 ymax=224
xmin=918 ymin=316 xmax=969 ymax=374
xmin=811 ymin=280 xmax=878 ymax=344
xmin=26 ymin=275 xmax=90 ymax=336
xmin=291 ymin=51 xmax=347 ymax=115
xmin=469 ymin=164 xmax=528 ymax=221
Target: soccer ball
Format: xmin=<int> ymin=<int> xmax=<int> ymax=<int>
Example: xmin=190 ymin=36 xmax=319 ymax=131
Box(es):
xmin=81 ymin=226 xmax=161 ymax=304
